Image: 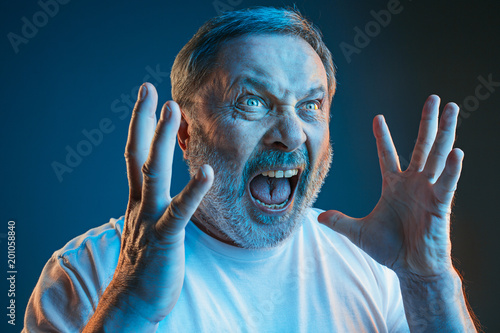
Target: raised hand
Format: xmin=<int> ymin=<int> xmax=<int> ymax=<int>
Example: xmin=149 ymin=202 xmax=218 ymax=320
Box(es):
xmin=318 ymin=95 xmax=463 ymax=277
xmin=84 ymin=83 xmax=213 ymax=331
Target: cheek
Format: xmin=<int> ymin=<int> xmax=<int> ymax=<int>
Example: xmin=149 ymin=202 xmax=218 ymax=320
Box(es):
xmin=305 ymin=123 xmax=330 ymax=163
xmin=204 ymin=118 xmax=264 ymax=170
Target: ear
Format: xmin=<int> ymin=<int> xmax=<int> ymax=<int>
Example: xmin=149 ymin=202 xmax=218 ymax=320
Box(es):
xmin=177 ymin=111 xmax=190 ymax=158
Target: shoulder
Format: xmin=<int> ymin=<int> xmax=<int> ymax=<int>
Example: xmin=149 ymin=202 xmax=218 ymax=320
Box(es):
xmin=48 ymin=215 xmax=124 ymax=290
xmin=24 ymin=217 xmax=125 ymax=332
xmin=52 ymin=216 xmax=124 ymax=291
xmin=48 ymin=216 xmax=125 ymax=302
xmin=55 ymin=216 xmax=124 ymax=264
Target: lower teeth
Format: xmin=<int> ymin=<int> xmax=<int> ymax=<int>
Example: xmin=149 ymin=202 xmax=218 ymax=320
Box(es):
xmin=255 ymin=197 xmax=289 ymax=209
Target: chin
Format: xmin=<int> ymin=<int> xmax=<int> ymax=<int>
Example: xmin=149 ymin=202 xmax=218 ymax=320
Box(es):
xmin=229 ymin=194 xmax=312 ymax=249
xmin=230 ymin=216 xmax=304 ymax=249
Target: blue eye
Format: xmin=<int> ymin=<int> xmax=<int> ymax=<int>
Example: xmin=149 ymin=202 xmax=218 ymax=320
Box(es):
xmin=304 ymin=101 xmax=319 ymax=110
xmin=245 ymin=97 xmax=263 ymax=107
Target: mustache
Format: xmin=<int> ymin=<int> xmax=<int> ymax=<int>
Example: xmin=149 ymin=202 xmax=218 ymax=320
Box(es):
xmin=239 ymin=148 xmax=310 ymax=197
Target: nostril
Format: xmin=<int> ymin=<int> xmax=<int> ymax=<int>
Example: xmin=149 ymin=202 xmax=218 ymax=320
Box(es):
xmin=273 ymin=142 xmax=289 ymax=150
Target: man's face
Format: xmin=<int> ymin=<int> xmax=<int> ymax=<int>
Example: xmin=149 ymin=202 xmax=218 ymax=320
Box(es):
xmin=184 ymin=34 xmax=333 ymax=249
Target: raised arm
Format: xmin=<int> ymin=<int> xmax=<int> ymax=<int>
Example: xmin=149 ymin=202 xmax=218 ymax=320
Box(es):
xmin=83 ymin=83 xmax=213 ymax=332
xmin=318 ymin=95 xmax=479 ymax=332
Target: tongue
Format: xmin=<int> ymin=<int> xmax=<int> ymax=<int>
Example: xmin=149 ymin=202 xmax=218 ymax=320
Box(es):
xmin=250 ymin=175 xmax=291 ymax=205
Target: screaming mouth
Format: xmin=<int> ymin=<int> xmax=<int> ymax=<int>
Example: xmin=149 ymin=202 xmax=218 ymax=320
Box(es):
xmin=248 ymin=168 xmax=301 ymax=214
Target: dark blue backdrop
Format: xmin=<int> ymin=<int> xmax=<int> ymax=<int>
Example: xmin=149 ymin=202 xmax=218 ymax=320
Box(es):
xmin=1 ymin=0 xmax=499 ymax=331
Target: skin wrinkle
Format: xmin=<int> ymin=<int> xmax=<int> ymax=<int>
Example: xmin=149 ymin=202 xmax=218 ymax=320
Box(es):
xmin=182 ymin=34 xmax=333 ymax=249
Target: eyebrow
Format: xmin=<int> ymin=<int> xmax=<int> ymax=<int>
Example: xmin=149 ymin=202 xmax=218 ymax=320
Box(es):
xmin=230 ymin=76 xmax=326 ymax=99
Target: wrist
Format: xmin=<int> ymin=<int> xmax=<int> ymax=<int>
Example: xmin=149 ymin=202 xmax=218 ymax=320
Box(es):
xmin=396 ymin=268 xmax=476 ymax=332
xmin=109 ymin=270 xmax=164 ymax=323
xmin=109 ymin=280 xmax=160 ymax=328
xmin=396 ymin=266 xmax=461 ymax=291
xmin=83 ymin=278 xmax=159 ymax=333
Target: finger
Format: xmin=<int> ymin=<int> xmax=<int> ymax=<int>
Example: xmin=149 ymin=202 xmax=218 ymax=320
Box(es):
xmin=141 ymin=101 xmax=182 ymax=215
xmin=318 ymin=210 xmax=362 ymax=247
xmin=423 ymin=102 xmax=459 ymax=182
xmin=155 ymin=165 xmax=214 ymax=239
xmin=125 ymin=82 xmax=158 ymax=202
xmin=408 ymin=95 xmax=439 ymax=172
xmin=434 ymin=148 xmax=464 ymax=206
xmin=373 ymin=115 xmax=401 ymax=176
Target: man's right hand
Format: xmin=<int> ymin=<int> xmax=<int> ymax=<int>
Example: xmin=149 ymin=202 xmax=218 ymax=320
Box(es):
xmin=83 ymin=82 xmax=213 ymax=331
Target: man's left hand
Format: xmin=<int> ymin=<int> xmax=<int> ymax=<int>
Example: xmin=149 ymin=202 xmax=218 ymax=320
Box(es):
xmin=318 ymin=95 xmax=463 ymax=278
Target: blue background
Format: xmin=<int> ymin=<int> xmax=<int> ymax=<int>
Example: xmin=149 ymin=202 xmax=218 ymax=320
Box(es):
xmin=1 ymin=0 xmax=499 ymax=331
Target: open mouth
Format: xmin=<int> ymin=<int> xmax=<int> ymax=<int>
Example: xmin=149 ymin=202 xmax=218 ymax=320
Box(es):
xmin=247 ymin=167 xmax=302 ymax=215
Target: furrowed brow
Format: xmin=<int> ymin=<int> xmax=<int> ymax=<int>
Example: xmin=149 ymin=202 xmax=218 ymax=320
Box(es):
xmin=303 ymin=86 xmax=326 ymax=98
xmin=230 ymin=76 xmax=326 ymax=100
xmin=234 ymin=76 xmax=276 ymax=94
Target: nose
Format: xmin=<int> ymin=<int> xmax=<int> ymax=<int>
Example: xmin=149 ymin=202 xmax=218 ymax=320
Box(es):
xmin=263 ymin=112 xmax=306 ymax=152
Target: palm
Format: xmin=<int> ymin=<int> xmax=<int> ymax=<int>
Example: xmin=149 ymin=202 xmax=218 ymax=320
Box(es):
xmin=320 ymin=95 xmax=463 ymax=277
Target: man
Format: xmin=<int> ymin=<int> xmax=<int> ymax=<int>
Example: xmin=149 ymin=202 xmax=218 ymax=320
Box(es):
xmin=24 ymin=7 xmax=478 ymax=332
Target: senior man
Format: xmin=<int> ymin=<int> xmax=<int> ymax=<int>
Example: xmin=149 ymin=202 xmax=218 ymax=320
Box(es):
xmin=24 ymin=7 xmax=477 ymax=332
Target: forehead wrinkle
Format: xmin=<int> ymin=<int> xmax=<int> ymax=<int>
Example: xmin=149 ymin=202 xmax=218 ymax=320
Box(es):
xmin=215 ymin=35 xmax=327 ymax=99
xmin=228 ymin=74 xmax=326 ymax=103
xmin=234 ymin=75 xmax=287 ymax=100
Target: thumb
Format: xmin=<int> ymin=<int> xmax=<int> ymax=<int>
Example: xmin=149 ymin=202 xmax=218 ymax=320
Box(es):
xmin=156 ymin=164 xmax=214 ymax=239
xmin=318 ymin=210 xmax=362 ymax=248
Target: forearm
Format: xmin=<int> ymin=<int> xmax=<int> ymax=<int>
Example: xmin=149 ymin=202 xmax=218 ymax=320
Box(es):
xmin=398 ymin=268 xmax=477 ymax=333
xmin=82 ymin=279 xmax=159 ymax=333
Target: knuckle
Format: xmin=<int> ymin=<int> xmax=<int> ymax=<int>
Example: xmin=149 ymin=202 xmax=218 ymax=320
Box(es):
xmin=154 ymin=202 xmax=190 ymax=239
xmin=141 ymin=163 xmax=158 ymax=181
xmin=153 ymin=222 xmax=184 ymax=244
xmin=433 ymin=150 xmax=447 ymax=158
xmin=132 ymin=104 xmax=155 ymax=118
xmin=167 ymin=200 xmax=189 ymax=222
xmin=125 ymin=148 xmax=149 ymax=162
xmin=124 ymin=150 xmax=138 ymax=162
xmin=379 ymin=148 xmax=392 ymax=161
xmin=426 ymin=171 xmax=436 ymax=180
xmin=416 ymin=137 xmax=432 ymax=148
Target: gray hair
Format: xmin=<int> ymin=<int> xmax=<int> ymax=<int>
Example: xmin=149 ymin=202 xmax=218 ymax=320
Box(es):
xmin=171 ymin=6 xmax=336 ymax=117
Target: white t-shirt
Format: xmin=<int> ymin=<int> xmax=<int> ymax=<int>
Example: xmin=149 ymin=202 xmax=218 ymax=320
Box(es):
xmin=23 ymin=208 xmax=409 ymax=332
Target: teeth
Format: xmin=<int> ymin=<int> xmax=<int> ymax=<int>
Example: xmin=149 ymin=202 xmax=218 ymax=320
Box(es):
xmin=261 ymin=169 xmax=298 ymax=178
xmin=256 ymin=197 xmax=289 ymax=209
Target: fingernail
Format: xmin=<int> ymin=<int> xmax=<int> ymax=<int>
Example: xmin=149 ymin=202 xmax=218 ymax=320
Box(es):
xmin=318 ymin=211 xmax=333 ymax=223
xmin=379 ymin=115 xmax=386 ymax=126
xmin=138 ymin=83 xmax=147 ymax=102
xmin=164 ymin=104 xmax=172 ymax=120
xmin=195 ymin=166 xmax=206 ymax=181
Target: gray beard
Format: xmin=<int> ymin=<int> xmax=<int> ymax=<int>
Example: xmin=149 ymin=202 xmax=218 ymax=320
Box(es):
xmin=185 ymin=124 xmax=333 ymax=249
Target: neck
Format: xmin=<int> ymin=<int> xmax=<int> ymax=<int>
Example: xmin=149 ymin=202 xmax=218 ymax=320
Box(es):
xmin=191 ymin=213 xmax=240 ymax=247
